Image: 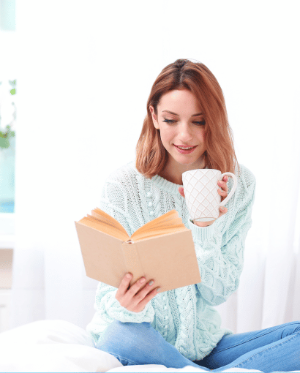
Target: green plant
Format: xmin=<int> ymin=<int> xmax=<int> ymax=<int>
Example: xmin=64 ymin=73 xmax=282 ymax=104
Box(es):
xmin=0 ymin=124 xmax=15 ymax=149
xmin=0 ymin=79 xmax=16 ymax=149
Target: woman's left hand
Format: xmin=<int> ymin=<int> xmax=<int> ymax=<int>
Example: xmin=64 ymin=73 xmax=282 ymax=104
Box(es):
xmin=179 ymin=176 xmax=229 ymax=227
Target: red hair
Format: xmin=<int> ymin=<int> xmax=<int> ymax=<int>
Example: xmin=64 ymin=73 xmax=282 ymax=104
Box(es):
xmin=136 ymin=58 xmax=240 ymax=178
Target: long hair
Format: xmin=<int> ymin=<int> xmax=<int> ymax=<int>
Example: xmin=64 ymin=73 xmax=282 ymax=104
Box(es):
xmin=136 ymin=58 xmax=240 ymax=178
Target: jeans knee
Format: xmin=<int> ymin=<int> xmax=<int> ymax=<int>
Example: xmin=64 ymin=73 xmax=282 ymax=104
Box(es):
xmin=110 ymin=319 xmax=151 ymax=336
xmin=96 ymin=319 xmax=152 ymax=351
xmin=290 ymin=321 xmax=300 ymax=333
xmin=282 ymin=321 xmax=300 ymax=337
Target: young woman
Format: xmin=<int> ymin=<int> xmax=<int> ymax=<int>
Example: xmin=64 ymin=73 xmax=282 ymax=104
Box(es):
xmin=86 ymin=59 xmax=300 ymax=371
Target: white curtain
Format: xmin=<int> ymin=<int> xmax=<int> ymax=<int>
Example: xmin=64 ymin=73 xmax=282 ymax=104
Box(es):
xmin=10 ymin=0 xmax=300 ymax=333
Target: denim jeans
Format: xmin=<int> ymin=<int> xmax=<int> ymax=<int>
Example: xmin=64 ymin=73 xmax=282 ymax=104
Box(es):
xmin=95 ymin=319 xmax=300 ymax=372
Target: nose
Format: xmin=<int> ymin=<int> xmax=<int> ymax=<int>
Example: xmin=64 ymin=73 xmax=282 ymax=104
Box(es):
xmin=178 ymin=122 xmax=193 ymax=142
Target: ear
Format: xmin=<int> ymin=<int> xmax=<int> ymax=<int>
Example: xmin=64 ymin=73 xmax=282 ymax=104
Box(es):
xmin=149 ymin=105 xmax=159 ymax=130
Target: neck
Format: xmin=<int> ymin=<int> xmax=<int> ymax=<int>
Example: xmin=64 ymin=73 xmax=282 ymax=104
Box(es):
xmin=159 ymin=156 xmax=206 ymax=185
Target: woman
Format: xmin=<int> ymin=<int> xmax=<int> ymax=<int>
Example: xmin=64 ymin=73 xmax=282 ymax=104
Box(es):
xmin=86 ymin=59 xmax=300 ymax=372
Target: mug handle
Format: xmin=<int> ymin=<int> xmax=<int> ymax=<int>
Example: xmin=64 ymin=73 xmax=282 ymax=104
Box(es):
xmin=219 ymin=172 xmax=238 ymax=207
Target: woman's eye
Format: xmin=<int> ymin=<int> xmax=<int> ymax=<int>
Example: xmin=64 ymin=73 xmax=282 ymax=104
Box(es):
xmin=163 ymin=119 xmax=205 ymax=126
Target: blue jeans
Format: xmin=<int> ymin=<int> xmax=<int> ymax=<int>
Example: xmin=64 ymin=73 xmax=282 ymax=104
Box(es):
xmin=95 ymin=319 xmax=300 ymax=372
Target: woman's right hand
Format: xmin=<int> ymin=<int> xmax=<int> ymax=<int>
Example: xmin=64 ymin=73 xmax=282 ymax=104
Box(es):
xmin=115 ymin=273 xmax=160 ymax=313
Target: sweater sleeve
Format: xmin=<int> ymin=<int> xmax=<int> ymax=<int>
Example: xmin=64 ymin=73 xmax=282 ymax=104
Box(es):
xmin=187 ymin=169 xmax=256 ymax=307
xmin=92 ymin=178 xmax=155 ymax=323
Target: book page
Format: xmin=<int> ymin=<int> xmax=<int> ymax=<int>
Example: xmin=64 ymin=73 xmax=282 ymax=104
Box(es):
xmin=147 ymin=217 xmax=184 ymax=229
xmin=88 ymin=212 xmax=126 ymax=235
xmin=131 ymin=225 xmax=190 ymax=241
xmin=91 ymin=208 xmax=129 ymax=236
xmin=78 ymin=216 xmax=129 ymax=241
xmin=136 ymin=219 xmax=184 ymax=234
xmin=134 ymin=209 xmax=178 ymax=232
xmin=131 ymin=210 xmax=187 ymax=241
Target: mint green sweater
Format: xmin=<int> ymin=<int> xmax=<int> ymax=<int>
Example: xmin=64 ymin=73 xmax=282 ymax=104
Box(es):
xmin=86 ymin=160 xmax=256 ymax=361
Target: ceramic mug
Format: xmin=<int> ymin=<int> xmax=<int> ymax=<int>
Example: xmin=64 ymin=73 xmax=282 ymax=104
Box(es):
xmin=182 ymin=169 xmax=238 ymax=223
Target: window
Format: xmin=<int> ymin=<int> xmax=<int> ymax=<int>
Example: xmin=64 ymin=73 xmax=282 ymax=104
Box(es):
xmin=0 ymin=0 xmax=16 ymax=241
xmin=0 ymin=79 xmax=16 ymax=214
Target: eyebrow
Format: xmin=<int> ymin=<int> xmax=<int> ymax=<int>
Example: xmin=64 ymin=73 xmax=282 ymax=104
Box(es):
xmin=162 ymin=110 xmax=203 ymax=117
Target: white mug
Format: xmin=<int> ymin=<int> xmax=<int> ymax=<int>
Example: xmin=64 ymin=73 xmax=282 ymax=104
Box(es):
xmin=182 ymin=169 xmax=238 ymax=223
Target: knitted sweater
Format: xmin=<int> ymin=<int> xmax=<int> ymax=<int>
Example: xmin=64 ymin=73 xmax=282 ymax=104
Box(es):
xmin=86 ymin=160 xmax=256 ymax=361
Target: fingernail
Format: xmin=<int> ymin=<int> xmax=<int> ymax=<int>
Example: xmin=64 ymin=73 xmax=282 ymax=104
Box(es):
xmin=156 ymin=287 xmax=161 ymax=292
xmin=148 ymin=280 xmax=154 ymax=286
xmin=220 ymin=207 xmax=225 ymax=211
xmin=126 ymin=273 xmax=131 ymax=278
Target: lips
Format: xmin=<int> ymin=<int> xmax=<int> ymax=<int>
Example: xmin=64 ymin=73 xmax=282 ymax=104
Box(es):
xmin=174 ymin=145 xmax=198 ymax=154
xmin=174 ymin=145 xmax=197 ymax=149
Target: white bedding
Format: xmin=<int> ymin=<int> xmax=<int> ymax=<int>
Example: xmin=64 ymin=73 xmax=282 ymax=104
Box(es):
xmin=0 ymin=320 xmax=270 ymax=372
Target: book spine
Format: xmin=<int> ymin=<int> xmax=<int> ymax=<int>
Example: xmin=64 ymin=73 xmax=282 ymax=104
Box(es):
xmin=121 ymin=241 xmax=144 ymax=284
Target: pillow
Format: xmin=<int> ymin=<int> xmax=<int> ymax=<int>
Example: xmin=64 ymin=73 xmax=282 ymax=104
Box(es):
xmin=0 ymin=343 xmax=123 ymax=372
xmin=0 ymin=319 xmax=123 ymax=372
xmin=0 ymin=319 xmax=94 ymax=346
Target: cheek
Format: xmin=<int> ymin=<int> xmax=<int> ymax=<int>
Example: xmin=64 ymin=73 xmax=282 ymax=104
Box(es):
xmin=160 ymin=128 xmax=175 ymax=144
xmin=201 ymin=131 xmax=206 ymax=142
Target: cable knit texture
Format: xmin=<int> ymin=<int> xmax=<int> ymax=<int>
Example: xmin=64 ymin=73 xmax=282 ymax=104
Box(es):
xmin=86 ymin=160 xmax=256 ymax=361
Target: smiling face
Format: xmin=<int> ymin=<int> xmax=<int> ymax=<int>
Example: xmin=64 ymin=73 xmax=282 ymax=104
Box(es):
xmin=149 ymin=89 xmax=207 ymax=184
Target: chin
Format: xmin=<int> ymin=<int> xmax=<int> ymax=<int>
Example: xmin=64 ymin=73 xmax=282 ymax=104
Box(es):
xmin=172 ymin=152 xmax=204 ymax=166
xmin=173 ymin=156 xmax=199 ymax=166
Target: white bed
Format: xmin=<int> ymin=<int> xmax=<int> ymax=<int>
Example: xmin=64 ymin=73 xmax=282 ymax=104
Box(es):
xmin=0 ymin=320 xmax=275 ymax=372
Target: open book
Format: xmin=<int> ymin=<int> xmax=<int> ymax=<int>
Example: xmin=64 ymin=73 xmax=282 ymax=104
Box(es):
xmin=75 ymin=208 xmax=201 ymax=293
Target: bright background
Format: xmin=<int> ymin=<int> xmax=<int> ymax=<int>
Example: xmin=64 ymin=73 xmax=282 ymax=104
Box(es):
xmin=3 ymin=0 xmax=300 ymax=334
